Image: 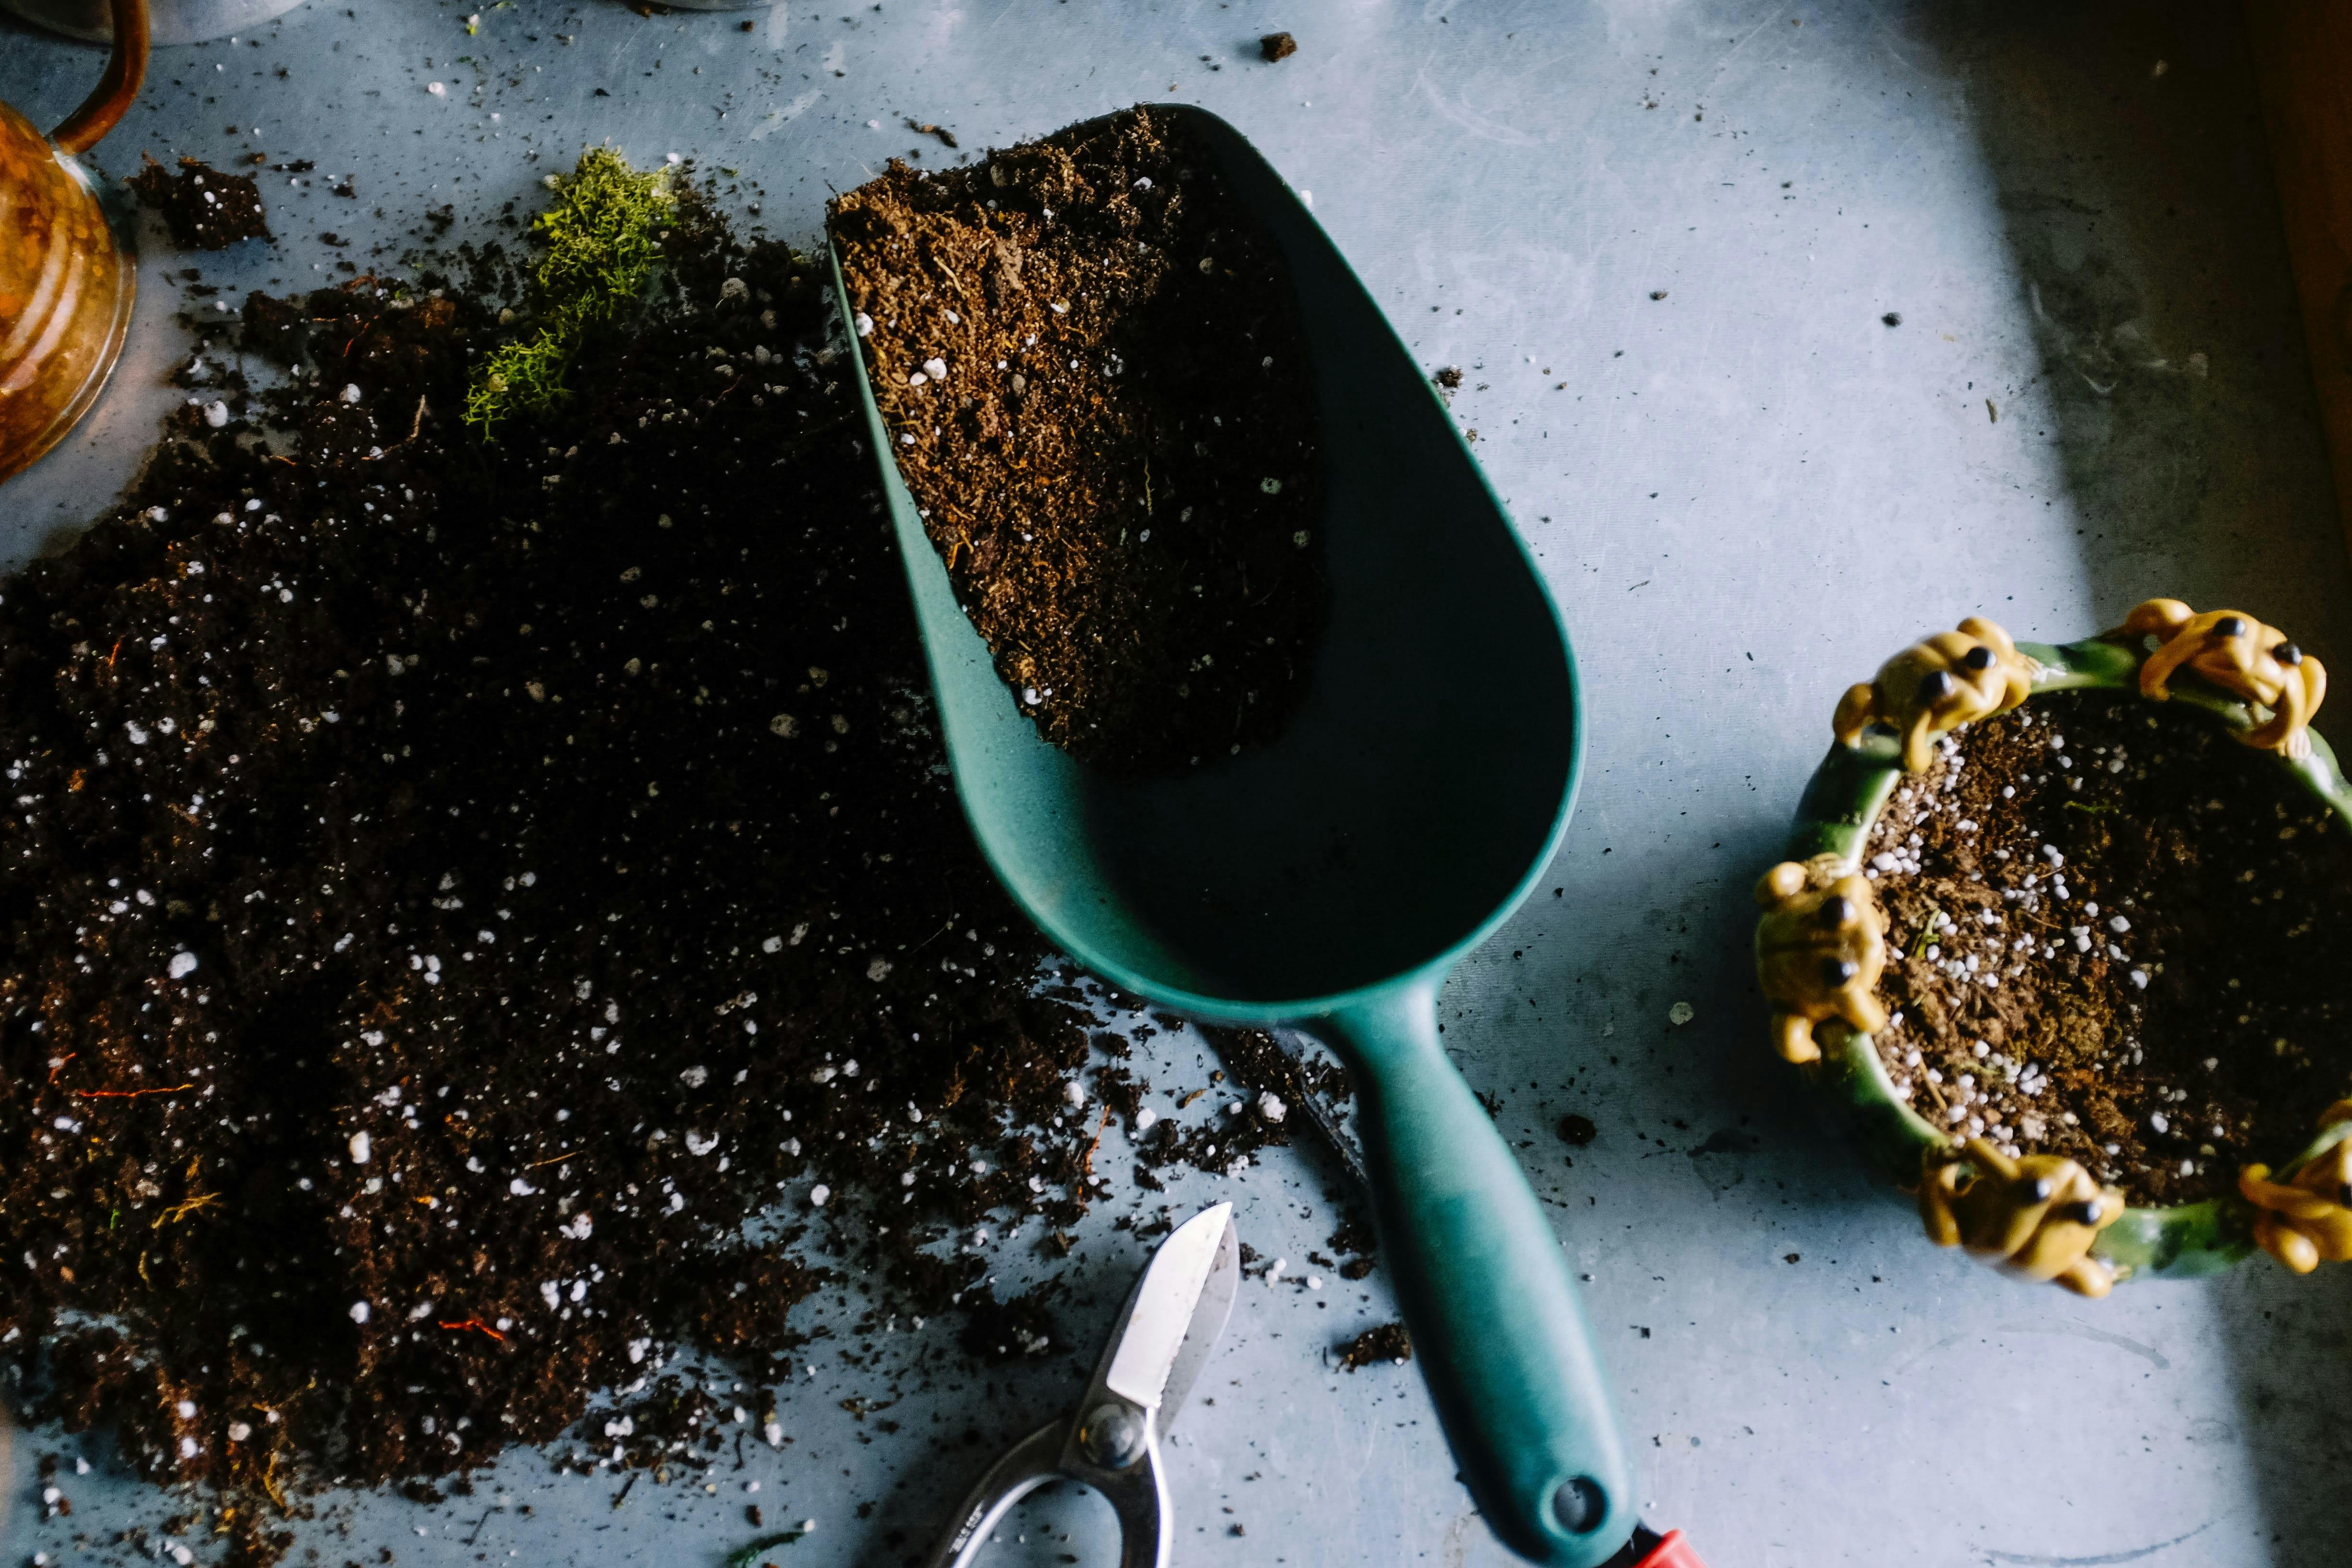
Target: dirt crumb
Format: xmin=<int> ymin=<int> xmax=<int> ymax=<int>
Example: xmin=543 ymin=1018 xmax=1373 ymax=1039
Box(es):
xmin=129 ymin=155 xmax=272 ymax=249
xmin=1335 ymin=1322 xmax=1410 ymax=1370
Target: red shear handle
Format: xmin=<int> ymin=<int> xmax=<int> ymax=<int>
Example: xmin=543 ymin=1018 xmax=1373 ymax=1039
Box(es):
xmin=1629 ymin=1529 xmax=1707 ymax=1568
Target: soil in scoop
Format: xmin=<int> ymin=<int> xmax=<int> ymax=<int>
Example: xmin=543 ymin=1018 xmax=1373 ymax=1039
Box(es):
xmin=0 ymin=168 xmax=1323 ymax=1559
xmin=829 ymin=106 xmax=1327 ymax=775
xmin=129 ymin=156 xmax=272 ymax=249
xmin=1863 ymin=689 xmax=2352 ymax=1206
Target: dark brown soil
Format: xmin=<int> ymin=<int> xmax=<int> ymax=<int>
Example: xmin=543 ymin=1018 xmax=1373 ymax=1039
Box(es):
xmin=0 ymin=172 xmax=1333 ymax=1559
xmin=828 ymin=106 xmax=1327 ymax=775
xmin=1862 ymin=690 xmax=2352 ymax=1205
xmin=129 ymin=156 xmax=272 ymax=250
xmin=1261 ymin=32 xmax=1299 ymax=62
xmin=1335 ymin=1322 xmax=1409 ymax=1370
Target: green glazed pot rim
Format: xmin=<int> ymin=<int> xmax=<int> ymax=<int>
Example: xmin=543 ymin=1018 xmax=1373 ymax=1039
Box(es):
xmin=1781 ymin=630 xmax=2352 ymax=1281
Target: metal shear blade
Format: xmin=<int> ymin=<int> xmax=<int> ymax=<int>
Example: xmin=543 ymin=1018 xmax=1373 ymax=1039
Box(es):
xmin=924 ymin=1202 xmax=1240 ymax=1568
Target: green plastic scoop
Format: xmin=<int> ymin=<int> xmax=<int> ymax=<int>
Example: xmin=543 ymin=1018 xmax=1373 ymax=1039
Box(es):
xmin=829 ymin=104 xmax=1629 ymax=1566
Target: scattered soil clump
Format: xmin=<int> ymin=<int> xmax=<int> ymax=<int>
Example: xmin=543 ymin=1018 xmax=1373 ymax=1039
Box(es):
xmin=1862 ymin=691 xmax=2352 ymax=1206
xmin=0 ymin=159 xmax=1336 ymax=1557
xmin=1335 ymin=1322 xmax=1409 ymax=1370
xmin=1260 ymin=31 xmax=1299 ymax=62
xmin=129 ymin=156 xmax=272 ymax=249
xmin=829 ymin=106 xmax=1327 ymax=774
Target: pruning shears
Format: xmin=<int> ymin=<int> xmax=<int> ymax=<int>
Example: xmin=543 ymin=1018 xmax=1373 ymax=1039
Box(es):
xmin=922 ymin=1201 xmax=1241 ymax=1568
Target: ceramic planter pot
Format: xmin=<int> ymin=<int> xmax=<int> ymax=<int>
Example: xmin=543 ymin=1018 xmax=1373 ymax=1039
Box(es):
xmin=1764 ymin=604 xmax=2352 ymax=1291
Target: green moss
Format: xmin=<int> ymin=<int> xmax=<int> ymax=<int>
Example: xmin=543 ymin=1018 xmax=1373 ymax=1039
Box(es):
xmin=465 ymin=147 xmax=674 ymax=438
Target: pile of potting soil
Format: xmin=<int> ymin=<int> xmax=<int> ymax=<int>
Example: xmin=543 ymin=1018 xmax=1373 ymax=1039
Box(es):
xmin=1862 ymin=689 xmax=2352 ymax=1205
xmin=829 ymin=106 xmax=1327 ymax=775
xmin=0 ymin=162 xmax=1313 ymax=1562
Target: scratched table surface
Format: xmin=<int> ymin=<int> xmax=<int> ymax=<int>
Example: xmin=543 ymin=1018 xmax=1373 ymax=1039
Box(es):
xmin=6 ymin=1 xmax=2352 ymax=1565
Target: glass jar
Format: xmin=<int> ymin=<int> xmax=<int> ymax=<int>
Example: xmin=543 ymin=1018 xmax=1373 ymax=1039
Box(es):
xmin=0 ymin=0 xmax=145 ymax=482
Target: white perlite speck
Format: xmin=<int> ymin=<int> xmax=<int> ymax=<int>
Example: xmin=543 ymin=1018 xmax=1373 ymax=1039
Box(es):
xmin=1667 ymin=1001 xmax=1695 ymax=1026
xmin=1258 ymin=1092 xmax=1286 ymax=1123
xmin=348 ymin=1131 xmax=371 ymax=1164
xmin=349 ymin=1301 xmax=370 ymax=1324
xmin=922 ymin=357 xmax=948 ymax=380
xmin=169 ymin=952 xmax=198 ymax=979
xmin=809 ymin=1184 xmax=831 ymax=1208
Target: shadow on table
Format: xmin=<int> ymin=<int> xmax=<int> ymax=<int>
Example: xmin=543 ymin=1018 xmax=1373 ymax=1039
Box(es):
xmin=1917 ymin=4 xmax=2352 ymax=1565
xmin=2206 ymin=1259 xmax=2352 ymax=1568
xmin=1927 ymin=0 xmax=2352 ymax=655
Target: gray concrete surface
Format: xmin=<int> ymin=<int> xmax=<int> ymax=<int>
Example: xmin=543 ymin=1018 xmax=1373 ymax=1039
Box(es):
xmin=4 ymin=2 xmax=2350 ymax=1566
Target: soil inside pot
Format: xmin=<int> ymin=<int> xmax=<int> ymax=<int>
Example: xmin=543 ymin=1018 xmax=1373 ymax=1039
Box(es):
xmin=1862 ymin=689 xmax=2352 ymax=1207
xmin=828 ymin=105 xmax=1327 ymax=775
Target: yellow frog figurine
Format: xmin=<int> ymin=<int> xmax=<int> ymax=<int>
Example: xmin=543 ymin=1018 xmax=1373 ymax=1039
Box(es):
xmin=1833 ymin=617 xmax=2036 ymax=774
xmin=2238 ymin=1101 xmax=2352 ymax=1274
xmin=1753 ymin=856 xmax=1887 ymax=1066
xmin=2120 ymin=598 xmax=2327 ymax=760
xmin=1920 ymin=1139 xmax=2125 ymax=1297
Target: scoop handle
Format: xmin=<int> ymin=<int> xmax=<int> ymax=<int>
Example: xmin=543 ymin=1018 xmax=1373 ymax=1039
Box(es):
xmin=1312 ymin=980 xmax=1630 ymax=1566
